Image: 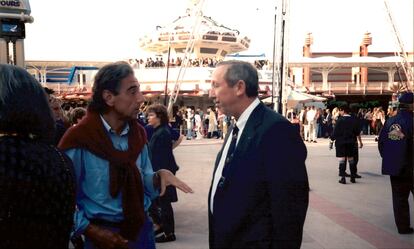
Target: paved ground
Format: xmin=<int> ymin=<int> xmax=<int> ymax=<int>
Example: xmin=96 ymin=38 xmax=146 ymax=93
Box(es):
xmin=157 ymin=135 xmax=414 ymax=249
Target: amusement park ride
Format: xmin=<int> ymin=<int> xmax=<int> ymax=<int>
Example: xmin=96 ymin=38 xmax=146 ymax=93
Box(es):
xmin=138 ymin=0 xmax=252 ymax=113
xmin=1 ymin=0 xmax=412 ymax=115
xmin=383 ymin=0 xmax=413 ymax=92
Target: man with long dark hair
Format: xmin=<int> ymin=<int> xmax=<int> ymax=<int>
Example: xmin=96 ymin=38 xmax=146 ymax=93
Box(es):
xmin=59 ymin=62 xmax=193 ymax=249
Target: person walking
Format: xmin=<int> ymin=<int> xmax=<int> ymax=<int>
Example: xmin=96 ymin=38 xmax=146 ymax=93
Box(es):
xmin=323 ymin=109 xmax=333 ymax=138
xmin=330 ymin=104 xmax=363 ymax=184
xmin=147 ymin=104 xmax=180 ymax=243
xmin=378 ymin=92 xmax=413 ymax=234
xmin=303 ymin=107 xmax=310 ymax=141
xmin=208 ymin=60 xmax=309 ymax=248
xmin=185 ymin=108 xmax=194 ymax=140
xmin=306 ymin=106 xmax=317 ymax=143
xmin=207 ymin=107 xmax=219 ymax=138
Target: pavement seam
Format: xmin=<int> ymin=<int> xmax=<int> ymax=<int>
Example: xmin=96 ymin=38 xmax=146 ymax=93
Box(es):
xmin=309 ymin=192 xmax=414 ymax=249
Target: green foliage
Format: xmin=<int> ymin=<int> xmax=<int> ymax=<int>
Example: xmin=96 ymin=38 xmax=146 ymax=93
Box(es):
xmin=358 ymin=101 xmax=380 ymax=109
xmin=327 ymin=100 xmax=347 ymax=109
xmin=328 ymin=100 xmax=381 ymax=110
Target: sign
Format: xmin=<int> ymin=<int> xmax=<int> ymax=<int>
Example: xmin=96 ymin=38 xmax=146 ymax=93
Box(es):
xmin=0 ymin=19 xmax=25 ymax=38
xmin=0 ymin=0 xmax=31 ymax=15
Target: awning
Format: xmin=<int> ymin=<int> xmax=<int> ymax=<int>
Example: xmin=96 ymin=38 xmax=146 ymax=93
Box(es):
xmin=263 ymin=90 xmax=327 ymax=108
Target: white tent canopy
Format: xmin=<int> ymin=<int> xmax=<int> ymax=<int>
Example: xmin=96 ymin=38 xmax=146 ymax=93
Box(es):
xmin=263 ymin=90 xmax=327 ymax=109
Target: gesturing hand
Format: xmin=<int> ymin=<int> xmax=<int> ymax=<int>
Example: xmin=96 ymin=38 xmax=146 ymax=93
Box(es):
xmin=157 ymin=169 xmax=194 ymax=196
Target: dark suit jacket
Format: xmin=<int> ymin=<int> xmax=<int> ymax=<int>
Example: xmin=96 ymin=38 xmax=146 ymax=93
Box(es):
xmin=148 ymin=124 xmax=179 ymax=202
xmin=208 ymin=103 xmax=309 ymax=249
xmin=379 ymin=110 xmax=413 ymax=177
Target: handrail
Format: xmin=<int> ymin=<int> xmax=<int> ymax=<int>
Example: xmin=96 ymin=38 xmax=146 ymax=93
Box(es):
xmin=310 ymin=81 xmax=394 ymax=94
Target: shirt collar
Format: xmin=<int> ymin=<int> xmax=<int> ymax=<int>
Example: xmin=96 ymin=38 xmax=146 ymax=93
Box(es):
xmin=235 ymin=98 xmax=260 ymax=131
xmin=100 ymin=115 xmax=130 ymax=136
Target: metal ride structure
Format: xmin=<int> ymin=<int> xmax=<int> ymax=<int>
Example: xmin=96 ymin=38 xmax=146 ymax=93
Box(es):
xmin=383 ymin=0 xmax=413 ymax=92
xmin=139 ymin=0 xmax=250 ymax=113
xmin=272 ymin=0 xmax=290 ymax=116
xmin=0 ymin=0 xmax=33 ymax=67
xmin=166 ymin=0 xmax=206 ymax=116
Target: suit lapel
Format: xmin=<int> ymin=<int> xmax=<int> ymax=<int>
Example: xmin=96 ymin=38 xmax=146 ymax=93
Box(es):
xmin=208 ymin=125 xmax=234 ymax=212
xmin=212 ymin=125 xmax=234 ymax=177
xmin=209 ymin=103 xmax=266 ymax=197
xmin=224 ymin=103 xmax=265 ymax=184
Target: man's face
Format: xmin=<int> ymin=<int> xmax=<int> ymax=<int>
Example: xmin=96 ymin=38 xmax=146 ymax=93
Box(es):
xmin=50 ymin=102 xmax=61 ymax=120
xmin=107 ymin=74 xmax=144 ymax=120
xmin=211 ymin=65 xmax=238 ymax=116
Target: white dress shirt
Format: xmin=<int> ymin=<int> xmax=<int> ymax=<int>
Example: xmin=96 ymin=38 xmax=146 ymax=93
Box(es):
xmin=210 ymin=98 xmax=260 ymax=213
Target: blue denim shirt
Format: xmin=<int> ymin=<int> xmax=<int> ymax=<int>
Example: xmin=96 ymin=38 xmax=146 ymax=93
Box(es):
xmin=64 ymin=117 xmax=159 ymax=237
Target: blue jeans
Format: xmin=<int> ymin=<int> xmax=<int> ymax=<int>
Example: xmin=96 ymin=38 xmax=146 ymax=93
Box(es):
xmin=84 ymin=215 xmax=155 ymax=249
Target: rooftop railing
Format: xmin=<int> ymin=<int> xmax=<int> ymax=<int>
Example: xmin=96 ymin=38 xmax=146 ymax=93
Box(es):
xmin=310 ymin=81 xmax=395 ymax=95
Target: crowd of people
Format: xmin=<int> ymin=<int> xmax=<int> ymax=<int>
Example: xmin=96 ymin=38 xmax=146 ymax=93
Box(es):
xmin=286 ymin=104 xmax=394 ymax=144
xmin=129 ymin=57 xmax=222 ymax=69
xmin=128 ymin=57 xmax=270 ymax=70
xmin=0 ymin=62 xmax=194 ymax=249
xmin=138 ymin=106 xmax=232 ymax=141
xmin=0 ymin=60 xmax=412 ymax=249
xmin=0 ymin=61 xmax=309 ymax=249
xmin=285 ymin=95 xmax=413 ymax=234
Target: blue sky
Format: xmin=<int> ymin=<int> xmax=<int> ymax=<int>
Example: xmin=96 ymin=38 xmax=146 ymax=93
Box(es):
xmin=24 ymin=0 xmax=413 ymax=61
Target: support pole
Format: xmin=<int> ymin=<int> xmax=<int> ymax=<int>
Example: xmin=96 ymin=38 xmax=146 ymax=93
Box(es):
xmin=0 ymin=38 xmax=8 ymax=64
xmin=277 ymin=17 xmax=285 ymax=114
xmin=271 ymin=6 xmax=277 ymax=109
xmin=322 ymin=69 xmax=329 ymax=91
xmin=387 ymin=67 xmax=396 ymax=89
xmin=15 ymin=39 xmax=25 ymax=67
xmin=164 ymin=46 xmax=171 ymax=106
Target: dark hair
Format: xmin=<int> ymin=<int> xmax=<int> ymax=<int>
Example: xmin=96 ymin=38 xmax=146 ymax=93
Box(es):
xmin=349 ymin=103 xmax=360 ymax=114
xmin=43 ymin=87 xmax=55 ymax=95
xmin=0 ymin=64 xmax=55 ymax=142
xmin=88 ymin=61 xmax=134 ymax=113
xmin=70 ymin=107 xmax=86 ymax=125
xmin=338 ymin=103 xmax=350 ymax=113
xmin=398 ymin=92 xmax=413 ymax=110
xmin=146 ymin=104 xmax=169 ymax=125
xmin=216 ymin=60 xmax=259 ymax=97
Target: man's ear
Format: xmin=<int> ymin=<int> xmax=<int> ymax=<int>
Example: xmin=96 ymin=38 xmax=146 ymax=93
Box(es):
xmin=102 ymin=90 xmax=115 ymax=107
xmin=235 ymin=80 xmax=246 ymax=97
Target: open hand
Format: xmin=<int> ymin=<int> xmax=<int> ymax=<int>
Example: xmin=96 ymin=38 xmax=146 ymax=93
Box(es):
xmin=157 ymin=169 xmax=194 ymax=196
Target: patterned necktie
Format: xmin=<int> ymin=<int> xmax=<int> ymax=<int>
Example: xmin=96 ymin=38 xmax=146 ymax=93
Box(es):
xmin=218 ymin=124 xmax=239 ymax=188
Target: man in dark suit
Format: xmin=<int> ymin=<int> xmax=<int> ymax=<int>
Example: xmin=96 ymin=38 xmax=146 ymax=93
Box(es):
xmin=208 ymin=60 xmax=309 ymax=249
